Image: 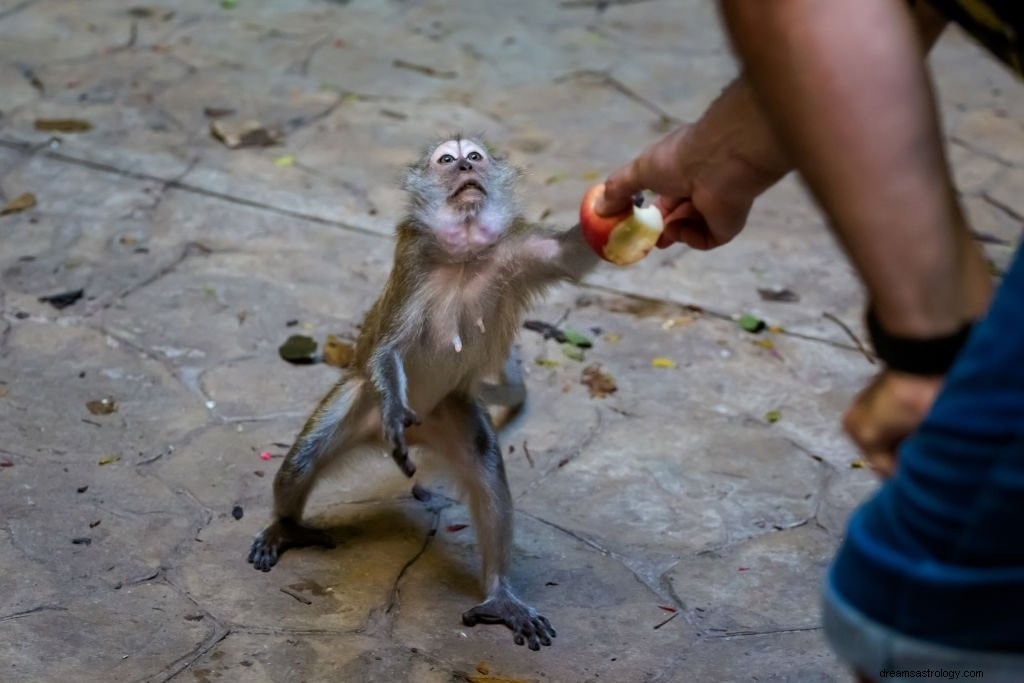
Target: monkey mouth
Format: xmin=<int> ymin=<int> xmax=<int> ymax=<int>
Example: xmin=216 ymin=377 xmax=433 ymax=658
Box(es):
xmin=450 ymin=180 xmax=487 ymax=199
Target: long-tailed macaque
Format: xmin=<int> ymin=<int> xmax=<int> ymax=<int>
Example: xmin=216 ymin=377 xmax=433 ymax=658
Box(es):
xmin=248 ymin=136 xmax=599 ymax=650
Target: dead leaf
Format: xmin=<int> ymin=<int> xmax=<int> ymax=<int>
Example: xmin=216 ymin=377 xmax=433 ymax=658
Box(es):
xmin=210 ymin=119 xmax=283 ymax=149
xmin=660 ymin=315 xmax=694 ymax=330
xmin=86 ymin=397 xmax=118 ymax=415
xmin=476 ymin=662 xmax=490 ymax=675
xmin=0 ymin=386 xmax=8 ymax=398
xmin=580 ymin=170 xmax=601 ymax=181
xmin=581 ymin=364 xmax=617 ymax=398
xmin=603 ymin=333 xmax=621 ymax=344
xmin=651 ymin=357 xmax=677 ymax=369
xmin=392 ymin=58 xmax=457 ymax=79
xmin=236 ymin=309 xmax=248 ymax=325
xmin=323 ymin=334 xmax=355 ymax=368
xmin=273 ymin=154 xmax=295 ymax=167
xmin=534 ymin=357 xmax=559 ymax=368
xmin=279 ymin=335 xmax=317 ymax=364
xmin=1 ymin=192 xmax=36 ymax=215
xmin=34 ymin=118 xmax=92 ymax=132
xmin=753 ymin=338 xmax=775 ymax=350
xmin=38 ymin=288 xmax=84 ymax=310
xmin=561 ymin=343 xmax=585 ymax=362
xmin=851 ymin=459 xmax=866 ymax=469
xmin=757 ymin=287 xmax=800 ymax=303
xmin=98 ymin=455 xmax=120 ymax=466
xmin=768 ymin=324 xmax=784 ymax=334
xmin=203 ymin=106 xmax=236 ymax=118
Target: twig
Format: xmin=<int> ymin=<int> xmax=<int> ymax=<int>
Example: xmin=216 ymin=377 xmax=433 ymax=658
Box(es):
xmin=822 ymin=312 xmax=876 ymax=364
xmin=522 ymin=440 xmax=535 ymax=468
xmin=279 ymin=587 xmax=312 ymax=605
xmin=653 ymin=610 xmax=680 ymax=630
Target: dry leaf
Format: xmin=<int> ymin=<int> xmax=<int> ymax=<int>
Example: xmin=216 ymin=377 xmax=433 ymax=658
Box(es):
xmin=1 ymin=192 xmax=37 ymax=215
xmin=768 ymin=324 xmax=784 ymax=334
xmin=0 ymin=386 xmax=8 ymax=398
xmin=581 ymin=363 xmax=617 ymax=398
xmin=535 ymin=357 xmax=559 ymax=368
xmin=86 ymin=397 xmax=118 ymax=415
xmin=661 ymin=315 xmax=695 ymax=330
xmin=603 ymin=333 xmax=621 ymax=344
xmin=203 ymin=106 xmax=236 ymax=118
xmin=273 ymin=154 xmax=295 ymax=167
xmin=651 ymin=357 xmax=677 ymax=369
xmin=580 ymin=170 xmax=601 ymax=181
xmin=757 ymin=287 xmax=800 ymax=303
xmin=210 ymin=119 xmax=283 ymax=149
xmin=753 ymin=338 xmax=775 ymax=350
xmin=34 ymin=118 xmax=92 ymax=132
xmin=323 ymin=334 xmax=355 ymax=368
xmin=236 ymin=309 xmax=248 ymax=324
xmin=850 ymin=459 xmax=866 ymax=469
xmin=98 ymin=455 xmax=120 ymax=466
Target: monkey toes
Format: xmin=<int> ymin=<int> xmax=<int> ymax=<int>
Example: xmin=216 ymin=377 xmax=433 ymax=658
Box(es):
xmin=462 ymin=595 xmax=556 ymax=651
xmin=247 ymin=519 xmax=336 ymax=572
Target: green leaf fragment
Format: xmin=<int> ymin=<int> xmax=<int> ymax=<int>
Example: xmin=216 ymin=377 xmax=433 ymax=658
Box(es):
xmin=764 ymin=409 xmax=781 ymax=424
xmin=561 ymin=326 xmax=593 ymax=348
xmin=560 ymin=343 xmax=585 ymax=362
xmin=738 ymin=313 xmax=766 ymax=333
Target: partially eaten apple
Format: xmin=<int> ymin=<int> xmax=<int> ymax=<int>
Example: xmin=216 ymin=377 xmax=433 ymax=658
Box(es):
xmin=579 ymin=183 xmax=665 ymax=265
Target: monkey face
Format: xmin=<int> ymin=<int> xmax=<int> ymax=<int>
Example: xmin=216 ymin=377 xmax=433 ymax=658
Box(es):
xmin=404 ymin=137 xmax=521 ymax=259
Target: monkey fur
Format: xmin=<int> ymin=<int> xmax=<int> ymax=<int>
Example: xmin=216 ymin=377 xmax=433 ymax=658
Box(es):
xmin=248 ymin=136 xmax=599 ymax=650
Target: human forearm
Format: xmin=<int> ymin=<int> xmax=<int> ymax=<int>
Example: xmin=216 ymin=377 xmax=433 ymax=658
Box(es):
xmin=720 ymin=0 xmax=991 ymax=336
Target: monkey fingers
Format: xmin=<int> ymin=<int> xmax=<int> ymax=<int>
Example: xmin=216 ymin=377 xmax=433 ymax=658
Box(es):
xmin=384 ymin=406 xmax=420 ymax=478
xmin=462 ymin=596 xmax=557 ymax=651
xmin=247 ymin=519 xmax=336 ymax=572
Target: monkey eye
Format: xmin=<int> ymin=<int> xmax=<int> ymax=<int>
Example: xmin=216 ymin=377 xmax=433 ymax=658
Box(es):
xmin=438 ymin=154 xmax=455 ymax=164
xmin=467 ymin=151 xmax=483 ymax=162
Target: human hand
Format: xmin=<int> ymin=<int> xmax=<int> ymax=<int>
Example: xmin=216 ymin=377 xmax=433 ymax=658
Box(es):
xmin=596 ymin=125 xmax=758 ymax=251
xmin=842 ymin=370 xmax=943 ymax=477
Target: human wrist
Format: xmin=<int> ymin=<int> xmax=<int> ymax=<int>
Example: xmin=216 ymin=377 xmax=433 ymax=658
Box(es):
xmin=866 ymin=305 xmax=974 ymax=375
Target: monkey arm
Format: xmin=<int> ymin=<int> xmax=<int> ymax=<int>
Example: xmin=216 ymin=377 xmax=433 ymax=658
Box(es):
xmin=518 ymin=224 xmax=601 ymax=286
xmin=369 ymin=345 xmax=420 ymax=477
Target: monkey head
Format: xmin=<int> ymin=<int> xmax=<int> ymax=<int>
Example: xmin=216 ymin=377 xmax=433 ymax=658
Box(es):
xmin=404 ymin=136 xmax=521 ymax=260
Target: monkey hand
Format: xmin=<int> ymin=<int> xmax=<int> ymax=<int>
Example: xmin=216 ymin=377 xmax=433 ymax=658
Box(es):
xmin=383 ymin=404 xmax=421 ymax=478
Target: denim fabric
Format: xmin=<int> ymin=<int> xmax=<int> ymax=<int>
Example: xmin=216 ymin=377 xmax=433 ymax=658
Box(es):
xmin=828 ymin=245 xmax=1024 ymax=655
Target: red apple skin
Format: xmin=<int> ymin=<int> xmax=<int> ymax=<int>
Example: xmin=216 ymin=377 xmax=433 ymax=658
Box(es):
xmin=579 ymin=183 xmax=630 ymax=258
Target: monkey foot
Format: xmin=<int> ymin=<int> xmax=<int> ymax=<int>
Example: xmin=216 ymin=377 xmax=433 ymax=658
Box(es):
xmin=247 ymin=519 xmax=336 ymax=572
xmin=462 ymin=594 xmax=556 ymax=650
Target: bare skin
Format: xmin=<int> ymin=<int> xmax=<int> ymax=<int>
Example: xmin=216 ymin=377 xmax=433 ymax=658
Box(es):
xmin=248 ymin=137 xmax=599 ymax=650
xmin=597 ymin=0 xmax=992 ymax=476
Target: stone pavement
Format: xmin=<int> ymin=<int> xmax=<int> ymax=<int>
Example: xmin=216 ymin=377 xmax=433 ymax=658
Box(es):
xmin=0 ymin=1 xmax=1020 ymax=682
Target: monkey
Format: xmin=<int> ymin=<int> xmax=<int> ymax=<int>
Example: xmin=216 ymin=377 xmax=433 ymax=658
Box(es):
xmin=247 ymin=135 xmax=600 ymax=650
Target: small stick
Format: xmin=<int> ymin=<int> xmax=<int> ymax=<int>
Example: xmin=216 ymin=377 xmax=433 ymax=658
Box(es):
xmin=522 ymin=441 xmax=535 ymax=468
xmin=279 ymin=587 xmax=312 ymax=605
xmin=822 ymin=312 xmax=876 ymax=365
xmin=653 ymin=610 xmax=680 ymax=630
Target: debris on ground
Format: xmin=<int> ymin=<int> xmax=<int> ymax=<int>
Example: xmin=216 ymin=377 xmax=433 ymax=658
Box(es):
xmin=34 ymin=118 xmax=92 ymax=132
xmin=259 ymin=451 xmax=272 ymax=461
xmin=581 ymin=363 xmax=617 ymax=398
xmin=651 ymin=357 xmax=677 ymax=369
xmin=738 ymin=313 xmax=767 ymax=333
xmin=560 ymin=343 xmax=585 ymax=362
xmin=764 ymin=409 xmax=782 ymax=424
xmin=98 ymin=456 xmax=120 ymax=466
xmin=278 ymin=335 xmax=317 ymax=364
xmin=86 ymin=397 xmax=118 ymax=415
xmin=38 ymin=288 xmax=84 ymax=309
xmin=210 ymin=119 xmax=284 ymax=149
xmin=1 ymin=192 xmax=37 ymax=215
xmin=323 ymin=334 xmax=355 ymax=368
xmin=757 ymin=287 xmax=800 ymax=303
xmin=231 ymin=505 xmax=244 ymax=520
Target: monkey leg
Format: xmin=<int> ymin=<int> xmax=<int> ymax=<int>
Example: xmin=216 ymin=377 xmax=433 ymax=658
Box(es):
xmin=425 ymin=394 xmax=556 ymax=650
xmin=248 ymin=378 xmax=376 ymax=572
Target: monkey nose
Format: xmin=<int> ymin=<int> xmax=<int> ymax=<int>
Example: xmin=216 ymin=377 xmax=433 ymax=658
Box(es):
xmin=457 ymin=159 xmax=474 ymax=172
